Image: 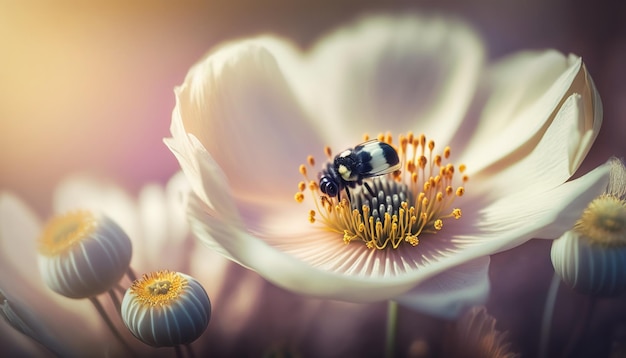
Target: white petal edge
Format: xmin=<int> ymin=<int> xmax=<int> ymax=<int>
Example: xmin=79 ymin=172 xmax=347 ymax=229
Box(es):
xmin=169 ymin=40 xmax=325 ymax=201
xmin=298 ymin=14 xmax=485 ymax=148
xmin=470 ymin=91 xmax=595 ymax=201
xmin=395 ymin=256 xmax=490 ymax=319
xmin=459 ymin=53 xmax=600 ymax=178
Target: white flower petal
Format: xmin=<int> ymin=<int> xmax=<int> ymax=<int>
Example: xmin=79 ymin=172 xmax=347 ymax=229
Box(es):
xmin=171 ymin=40 xmax=324 ymax=200
xmin=189 ymin=193 xmax=495 ymax=308
xmin=470 ymin=91 xmax=597 ymax=200
xmin=473 ymin=162 xmax=610 ymax=252
xmin=304 ymin=14 xmax=484 ymax=147
xmin=0 ymin=193 xmax=42 ymax=285
xmin=459 ymin=52 xmax=600 ymax=177
xmin=395 ymin=257 xmax=490 ymax=319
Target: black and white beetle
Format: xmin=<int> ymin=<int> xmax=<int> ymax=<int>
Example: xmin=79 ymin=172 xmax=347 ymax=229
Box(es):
xmin=319 ymin=140 xmax=401 ymax=201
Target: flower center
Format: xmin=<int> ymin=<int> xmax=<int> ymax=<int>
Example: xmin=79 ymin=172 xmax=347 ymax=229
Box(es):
xmin=130 ymin=270 xmax=188 ymax=307
xmin=575 ymin=194 xmax=626 ymax=247
xmin=295 ymin=132 xmax=467 ymax=250
xmin=38 ymin=211 xmax=97 ymax=256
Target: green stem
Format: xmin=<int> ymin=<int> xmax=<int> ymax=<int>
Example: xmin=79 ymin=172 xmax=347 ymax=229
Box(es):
xmin=539 ymin=272 xmax=561 ymax=358
xmin=89 ymin=297 xmax=135 ymax=356
xmin=386 ymin=300 xmax=398 ymax=358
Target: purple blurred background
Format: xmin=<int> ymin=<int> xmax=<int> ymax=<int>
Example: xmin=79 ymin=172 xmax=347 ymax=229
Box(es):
xmin=1 ymin=1 xmax=625 ymax=357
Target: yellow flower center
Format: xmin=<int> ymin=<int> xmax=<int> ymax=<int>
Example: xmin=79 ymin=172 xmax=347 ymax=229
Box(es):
xmin=295 ymin=132 xmax=467 ymax=250
xmin=575 ymin=194 xmax=626 ymax=247
xmin=130 ymin=270 xmax=188 ymax=307
xmin=38 ymin=211 xmax=97 ymax=256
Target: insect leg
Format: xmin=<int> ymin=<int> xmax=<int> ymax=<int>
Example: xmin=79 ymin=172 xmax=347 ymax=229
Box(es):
xmin=363 ymin=182 xmax=376 ymax=197
xmin=343 ymin=187 xmax=352 ymax=202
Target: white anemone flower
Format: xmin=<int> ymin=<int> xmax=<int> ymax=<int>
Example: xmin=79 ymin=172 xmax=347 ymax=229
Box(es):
xmin=165 ymin=14 xmax=609 ymax=318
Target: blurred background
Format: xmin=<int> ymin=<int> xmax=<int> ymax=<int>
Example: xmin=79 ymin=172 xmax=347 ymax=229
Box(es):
xmin=1 ymin=1 xmax=625 ymax=357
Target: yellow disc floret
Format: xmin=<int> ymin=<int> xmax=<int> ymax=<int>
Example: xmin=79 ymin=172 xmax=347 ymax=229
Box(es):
xmin=38 ymin=211 xmax=97 ymax=256
xmin=129 ymin=270 xmax=188 ymax=307
xmin=574 ymin=194 xmax=626 ymax=247
xmin=294 ymin=132 xmax=466 ymax=250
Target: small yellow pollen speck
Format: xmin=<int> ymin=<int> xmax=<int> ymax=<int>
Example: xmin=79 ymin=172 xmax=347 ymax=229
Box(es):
xmin=38 ymin=211 xmax=97 ymax=257
xmin=130 ymin=270 xmax=187 ymax=307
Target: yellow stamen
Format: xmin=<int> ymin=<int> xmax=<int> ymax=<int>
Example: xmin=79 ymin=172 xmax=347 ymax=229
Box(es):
xmin=295 ymin=131 xmax=468 ymax=250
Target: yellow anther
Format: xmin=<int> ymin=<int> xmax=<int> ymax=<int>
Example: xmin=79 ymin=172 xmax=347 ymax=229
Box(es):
xmin=444 ymin=146 xmax=451 ymax=159
xmin=307 ymin=155 xmax=315 ymax=166
xmin=434 ymin=219 xmax=443 ymax=230
xmin=436 ymin=192 xmax=444 ymax=202
xmin=456 ymin=187 xmax=465 ymax=197
xmin=324 ymin=146 xmax=332 ymax=158
xmin=428 ymin=140 xmax=435 ymax=151
xmin=298 ymin=181 xmax=306 ymax=192
xmin=405 ymin=235 xmax=419 ymax=246
xmin=418 ymin=155 xmax=427 ymax=169
xmin=459 ymin=164 xmax=466 ymax=173
xmin=294 ymin=192 xmax=305 ymax=203
xmin=452 ymin=208 xmax=462 ymax=219
xmin=299 ymin=164 xmax=307 ymax=176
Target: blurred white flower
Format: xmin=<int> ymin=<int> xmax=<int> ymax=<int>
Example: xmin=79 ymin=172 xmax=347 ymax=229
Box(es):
xmin=551 ymin=157 xmax=626 ymax=295
xmin=0 ymin=173 xmax=199 ymax=356
xmin=165 ymin=14 xmax=609 ymax=318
